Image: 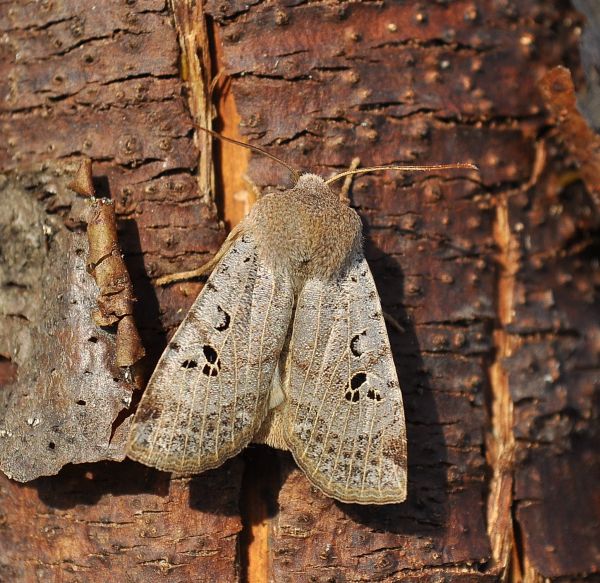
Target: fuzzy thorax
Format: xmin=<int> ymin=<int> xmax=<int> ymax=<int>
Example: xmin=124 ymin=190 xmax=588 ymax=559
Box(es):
xmin=246 ymin=174 xmax=362 ymax=282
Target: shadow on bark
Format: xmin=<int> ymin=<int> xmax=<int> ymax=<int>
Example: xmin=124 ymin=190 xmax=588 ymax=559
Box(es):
xmin=32 ymin=460 xmax=171 ymax=509
xmin=339 ymin=234 xmax=449 ymax=534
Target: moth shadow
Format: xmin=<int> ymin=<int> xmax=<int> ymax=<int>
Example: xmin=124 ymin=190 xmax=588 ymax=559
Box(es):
xmin=32 ymin=459 xmax=171 ymax=509
xmin=117 ymin=218 xmax=166 ymax=369
xmin=188 ymin=457 xmax=245 ymax=516
xmin=31 ymin=458 xmax=244 ymax=516
xmin=338 ymin=239 xmax=450 ymax=535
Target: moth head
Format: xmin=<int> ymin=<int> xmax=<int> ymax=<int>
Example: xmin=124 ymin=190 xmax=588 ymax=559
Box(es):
xmin=295 ymin=173 xmax=336 ymax=199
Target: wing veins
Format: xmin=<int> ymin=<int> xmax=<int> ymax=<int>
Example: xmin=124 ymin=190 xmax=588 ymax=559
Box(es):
xmin=291 ymin=290 xmax=324 ymax=425
xmin=194 ymin=258 xmax=255 ymax=462
xmin=211 ymin=264 xmax=253 ymax=456
xmin=297 ymin=288 xmax=347 ymax=437
xmin=160 ymin=356 xmax=189 ymax=465
xmin=251 ymin=278 xmax=277 ymax=421
xmin=327 ymin=403 xmax=353 ymax=488
xmin=301 ymin=346 xmax=349 ymax=459
xmin=360 ymin=406 xmax=378 ymax=495
xmin=228 ymin=320 xmax=240 ymax=444
xmin=341 ymin=292 xmax=364 ymax=492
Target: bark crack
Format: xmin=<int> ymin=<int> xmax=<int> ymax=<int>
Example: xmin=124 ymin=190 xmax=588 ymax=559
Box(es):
xmin=487 ymin=187 xmax=521 ymax=580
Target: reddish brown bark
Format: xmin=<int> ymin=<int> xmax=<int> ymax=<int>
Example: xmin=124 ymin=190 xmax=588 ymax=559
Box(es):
xmin=0 ymin=1 xmax=598 ymax=581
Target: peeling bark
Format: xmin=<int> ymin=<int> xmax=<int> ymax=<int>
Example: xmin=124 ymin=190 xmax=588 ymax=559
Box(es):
xmin=0 ymin=160 xmax=136 ymax=482
xmin=540 ymin=66 xmax=600 ymax=213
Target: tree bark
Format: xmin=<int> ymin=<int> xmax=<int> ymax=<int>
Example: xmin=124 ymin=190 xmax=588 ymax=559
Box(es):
xmin=0 ymin=1 xmax=598 ymax=581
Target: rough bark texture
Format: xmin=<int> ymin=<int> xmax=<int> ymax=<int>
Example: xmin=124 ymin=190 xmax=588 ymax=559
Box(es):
xmin=0 ymin=1 xmax=598 ymax=582
xmin=0 ymin=1 xmax=239 ymax=580
xmin=0 ymin=160 xmax=138 ymax=483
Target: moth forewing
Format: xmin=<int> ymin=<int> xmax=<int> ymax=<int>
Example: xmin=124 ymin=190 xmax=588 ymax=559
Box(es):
xmin=128 ymin=172 xmax=408 ymax=505
xmin=283 ymin=250 xmax=407 ymax=505
xmin=126 ymin=232 xmax=294 ymax=474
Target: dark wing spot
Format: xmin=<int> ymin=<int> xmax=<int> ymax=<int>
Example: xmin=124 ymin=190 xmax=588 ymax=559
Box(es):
xmin=350 ymin=330 xmax=367 ymax=357
xmin=203 ymin=344 xmax=218 ymax=364
xmin=345 ymin=389 xmax=359 ymax=403
xmin=169 ymin=341 xmax=180 ymax=351
xmin=201 ymin=344 xmax=221 ymax=376
xmin=202 ymin=364 xmax=219 ymax=377
xmin=367 ymin=388 xmax=382 ymax=402
xmin=346 ymin=372 xmax=367 ymax=403
xmin=206 ymin=281 xmax=217 ymax=292
xmin=243 ymin=256 xmax=251 ymax=263
xmin=181 ymin=359 xmax=198 ymax=368
xmin=215 ymin=306 xmax=231 ymax=331
xmin=350 ymin=372 xmax=367 ymax=390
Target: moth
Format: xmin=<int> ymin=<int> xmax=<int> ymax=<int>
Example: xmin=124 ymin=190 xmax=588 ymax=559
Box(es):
xmin=127 ymin=133 xmax=473 ymax=504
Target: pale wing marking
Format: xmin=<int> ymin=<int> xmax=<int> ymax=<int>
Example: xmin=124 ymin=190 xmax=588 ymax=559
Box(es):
xmin=291 ymin=290 xmax=324 ymax=423
xmin=194 ymin=263 xmax=254 ymax=461
xmin=301 ymin=346 xmax=348 ymax=459
xmin=360 ymin=405 xmax=378 ymax=495
xmin=252 ymin=278 xmax=277 ymax=420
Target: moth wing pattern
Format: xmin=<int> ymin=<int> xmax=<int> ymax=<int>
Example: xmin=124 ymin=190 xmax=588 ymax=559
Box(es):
xmin=284 ymin=251 xmax=407 ymax=504
xmin=127 ymin=232 xmax=294 ymax=473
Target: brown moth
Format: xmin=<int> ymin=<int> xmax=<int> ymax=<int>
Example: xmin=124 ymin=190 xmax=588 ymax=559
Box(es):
xmin=126 ymin=140 xmax=474 ymax=504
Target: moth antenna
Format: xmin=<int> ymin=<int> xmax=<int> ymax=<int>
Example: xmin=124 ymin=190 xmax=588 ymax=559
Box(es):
xmin=196 ymin=125 xmax=301 ymax=183
xmin=325 ymin=162 xmax=478 ymax=185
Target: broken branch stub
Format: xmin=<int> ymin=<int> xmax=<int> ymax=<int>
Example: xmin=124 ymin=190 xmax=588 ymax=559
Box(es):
xmin=540 ymin=65 xmax=600 ymax=214
xmin=86 ymin=200 xmax=145 ymax=367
